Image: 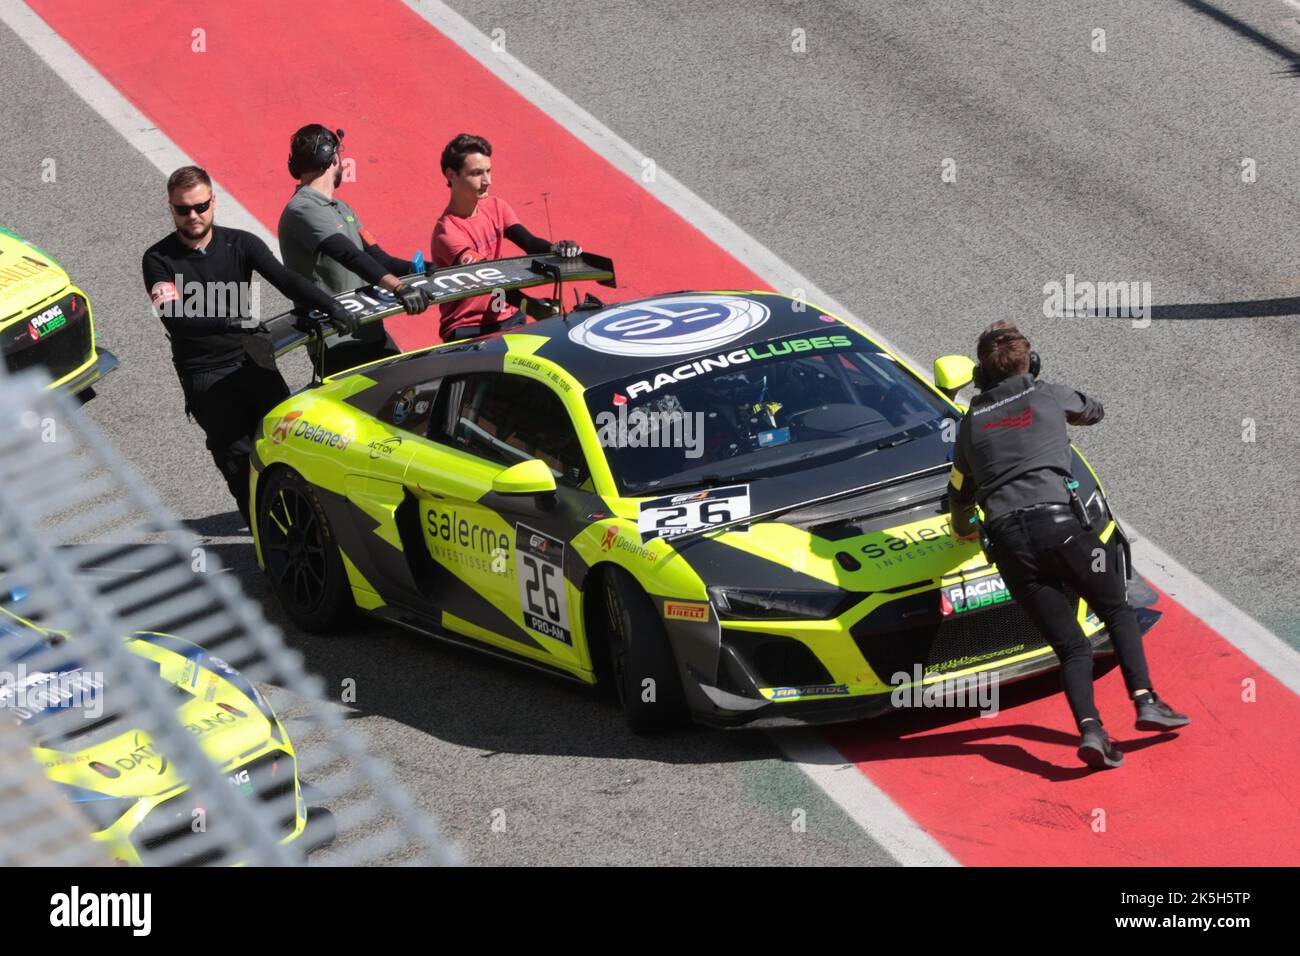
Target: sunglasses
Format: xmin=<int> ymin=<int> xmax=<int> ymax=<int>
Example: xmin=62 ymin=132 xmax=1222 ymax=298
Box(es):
xmin=171 ymin=197 xmax=214 ymax=216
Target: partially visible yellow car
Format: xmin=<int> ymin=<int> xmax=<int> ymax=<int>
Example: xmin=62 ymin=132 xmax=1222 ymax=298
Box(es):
xmin=1 ymin=226 xmax=117 ymax=400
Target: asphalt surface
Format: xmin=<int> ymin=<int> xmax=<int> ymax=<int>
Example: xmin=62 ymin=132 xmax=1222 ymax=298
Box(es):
xmin=0 ymin=12 xmax=893 ymax=866
xmin=4 ymin=0 xmax=1299 ymax=865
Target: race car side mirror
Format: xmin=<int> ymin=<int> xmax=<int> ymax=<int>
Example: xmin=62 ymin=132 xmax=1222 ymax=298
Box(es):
xmin=934 ymin=355 xmax=976 ymax=401
xmin=492 ymin=459 xmax=558 ymax=496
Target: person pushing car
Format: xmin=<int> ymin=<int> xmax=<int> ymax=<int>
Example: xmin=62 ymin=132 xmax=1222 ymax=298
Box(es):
xmin=277 ymin=124 xmax=433 ymax=369
xmin=947 ymin=320 xmax=1189 ymax=769
xmin=142 ymin=165 xmax=357 ymax=525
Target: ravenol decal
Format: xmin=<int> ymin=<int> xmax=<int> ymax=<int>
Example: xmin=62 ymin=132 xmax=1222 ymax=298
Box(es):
xmin=568 ymin=295 xmax=770 ymax=358
xmin=625 ymin=334 xmax=853 ymax=399
xmin=770 ymin=683 xmax=850 ymax=700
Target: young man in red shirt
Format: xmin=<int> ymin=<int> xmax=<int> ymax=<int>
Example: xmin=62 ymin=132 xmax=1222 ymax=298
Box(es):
xmin=430 ymin=134 xmax=582 ymax=341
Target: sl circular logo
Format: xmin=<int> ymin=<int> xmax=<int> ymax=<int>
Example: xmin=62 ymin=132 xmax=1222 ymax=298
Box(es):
xmin=568 ymin=295 xmax=770 ymax=357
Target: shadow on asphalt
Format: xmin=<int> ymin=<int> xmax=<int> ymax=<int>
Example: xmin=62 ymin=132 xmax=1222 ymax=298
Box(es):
xmin=1178 ymin=0 xmax=1300 ymax=78
xmin=193 ymin=536 xmax=1158 ymax=770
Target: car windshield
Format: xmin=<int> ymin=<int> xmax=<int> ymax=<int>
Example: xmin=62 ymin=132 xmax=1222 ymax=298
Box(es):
xmin=585 ymin=330 xmax=954 ymax=496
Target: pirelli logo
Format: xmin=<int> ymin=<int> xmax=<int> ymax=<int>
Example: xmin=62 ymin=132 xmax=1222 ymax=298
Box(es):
xmin=664 ymin=601 xmax=710 ymax=622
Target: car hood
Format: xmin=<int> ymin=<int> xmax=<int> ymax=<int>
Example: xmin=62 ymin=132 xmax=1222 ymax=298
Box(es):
xmin=648 ymin=432 xmax=1105 ymax=593
xmin=22 ymin=632 xmax=281 ymax=800
xmin=0 ymin=228 xmax=71 ymax=320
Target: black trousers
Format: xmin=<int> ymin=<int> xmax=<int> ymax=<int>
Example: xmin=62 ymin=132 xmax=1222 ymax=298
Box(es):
xmin=986 ymin=507 xmax=1153 ymax=730
xmin=180 ymin=359 xmax=289 ymax=522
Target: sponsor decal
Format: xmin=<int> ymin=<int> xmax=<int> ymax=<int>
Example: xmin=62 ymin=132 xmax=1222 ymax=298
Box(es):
xmin=569 ymin=295 xmax=770 ymax=357
xmin=113 ymin=733 xmax=168 ymax=775
xmin=770 ymin=683 xmax=850 ymax=700
xmin=664 ymin=601 xmax=709 ymax=622
xmin=228 ymin=767 xmax=253 ymax=796
xmin=425 ymin=506 xmax=510 ymax=556
xmin=981 ymin=408 xmax=1032 ymax=429
xmin=598 ymin=528 xmax=660 ymax=563
xmin=638 ymin=484 xmax=751 ymax=543
xmin=515 ymin=524 xmax=572 ymax=645
xmin=183 ymin=706 xmax=247 ymax=737
xmin=148 ymin=281 xmax=179 ymax=308
xmin=623 ymin=334 xmax=854 ymax=399
xmin=940 ymin=573 xmax=1011 ymax=616
xmin=368 ymin=436 xmax=403 ymax=460
xmin=611 ymin=392 xmax=628 ymax=406
xmin=0 ymin=254 xmax=50 ymax=290
xmin=847 ymin=519 xmax=957 ymax=570
xmin=269 ymin=410 xmax=352 ymax=450
xmin=27 ymin=303 xmax=67 ymax=340
xmin=270 ymin=411 xmax=302 ymax=445
xmin=599 ymin=527 xmax=617 ymax=551
xmin=414 ymin=399 xmax=431 ymax=415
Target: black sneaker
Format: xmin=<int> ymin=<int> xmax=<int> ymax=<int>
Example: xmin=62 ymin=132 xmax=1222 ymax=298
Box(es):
xmin=1135 ymin=692 xmax=1190 ymax=731
xmin=1077 ymin=721 xmax=1124 ymax=769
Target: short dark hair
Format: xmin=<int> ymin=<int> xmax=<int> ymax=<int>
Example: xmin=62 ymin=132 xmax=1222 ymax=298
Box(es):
xmin=440 ymin=134 xmax=492 ymax=181
xmin=976 ymin=320 xmax=1031 ymax=382
xmin=167 ymin=165 xmax=212 ymax=196
xmin=289 ymin=124 xmax=340 ymax=178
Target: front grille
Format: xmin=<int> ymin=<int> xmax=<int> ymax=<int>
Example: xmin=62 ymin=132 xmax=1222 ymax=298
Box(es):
xmin=851 ymin=589 xmax=1075 ymax=681
xmin=133 ymin=750 xmax=298 ymax=865
xmin=2 ymin=292 xmax=92 ymax=382
xmin=722 ymin=631 xmax=833 ymax=687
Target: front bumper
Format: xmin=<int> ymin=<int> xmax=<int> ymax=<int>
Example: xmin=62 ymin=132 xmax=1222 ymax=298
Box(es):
xmin=54 ymin=346 xmax=118 ymax=399
xmin=684 ymin=581 xmax=1162 ymax=730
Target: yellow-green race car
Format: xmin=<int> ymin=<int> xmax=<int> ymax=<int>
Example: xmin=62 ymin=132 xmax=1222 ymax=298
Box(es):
xmin=250 ymin=254 xmax=1159 ymax=732
xmin=1 ymin=226 xmax=117 ymax=400
xmin=1 ymin=593 xmax=307 ymax=864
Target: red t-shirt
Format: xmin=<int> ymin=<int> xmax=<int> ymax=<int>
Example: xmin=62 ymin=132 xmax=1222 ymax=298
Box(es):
xmin=430 ymin=196 xmax=521 ymax=337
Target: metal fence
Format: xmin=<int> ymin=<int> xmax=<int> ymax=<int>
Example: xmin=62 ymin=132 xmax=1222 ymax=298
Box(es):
xmin=0 ymin=368 xmax=457 ymax=865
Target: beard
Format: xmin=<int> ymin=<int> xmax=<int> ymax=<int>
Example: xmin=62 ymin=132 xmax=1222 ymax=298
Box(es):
xmin=179 ymin=218 xmax=212 ymax=242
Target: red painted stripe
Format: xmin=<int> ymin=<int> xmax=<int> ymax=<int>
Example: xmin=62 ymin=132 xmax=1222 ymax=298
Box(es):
xmin=32 ymin=0 xmax=1300 ymax=865
xmin=27 ymin=0 xmax=762 ymax=348
xmin=826 ymin=585 xmax=1300 ymax=865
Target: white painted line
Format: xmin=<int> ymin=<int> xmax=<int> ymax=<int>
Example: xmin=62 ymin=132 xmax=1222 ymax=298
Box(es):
xmin=1129 ymin=529 xmax=1300 ymax=696
xmin=769 ymin=729 xmax=960 ymax=866
xmin=406 ymin=0 xmax=1300 ymax=853
xmin=0 ymin=0 xmax=276 ymax=248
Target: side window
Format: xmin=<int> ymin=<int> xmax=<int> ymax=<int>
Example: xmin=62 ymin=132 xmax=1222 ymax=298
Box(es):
xmin=433 ymin=373 xmax=589 ymax=487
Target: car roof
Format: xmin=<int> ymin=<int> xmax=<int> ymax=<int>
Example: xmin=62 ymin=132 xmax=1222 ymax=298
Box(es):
xmin=352 ymin=291 xmax=883 ymax=395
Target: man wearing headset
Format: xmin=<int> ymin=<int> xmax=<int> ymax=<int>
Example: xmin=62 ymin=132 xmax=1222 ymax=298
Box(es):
xmin=278 ymin=124 xmax=432 ymax=367
xmin=947 ymin=320 xmax=1189 ymax=770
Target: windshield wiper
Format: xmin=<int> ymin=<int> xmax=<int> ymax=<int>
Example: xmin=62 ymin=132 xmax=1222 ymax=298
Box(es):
xmin=636 ymin=473 xmax=737 ymax=496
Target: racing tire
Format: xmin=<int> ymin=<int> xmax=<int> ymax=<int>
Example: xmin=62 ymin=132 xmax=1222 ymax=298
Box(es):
xmin=600 ymin=567 xmax=691 ymax=734
xmin=257 ymin=467 xmax=354 ymax=633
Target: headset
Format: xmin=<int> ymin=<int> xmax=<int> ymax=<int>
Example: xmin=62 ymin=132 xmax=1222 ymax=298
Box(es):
xmin=287 ymin=126 xmax=344 ymax=179
xmin=972 ymin=328 xmax=1041 ymax=390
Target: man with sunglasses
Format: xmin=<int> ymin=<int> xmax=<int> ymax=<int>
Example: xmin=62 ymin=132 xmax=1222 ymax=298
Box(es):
xmin=278 ymin=124 xmax=431 ymax=369
xmin=142 ymin=165 xmax=357 ymax=525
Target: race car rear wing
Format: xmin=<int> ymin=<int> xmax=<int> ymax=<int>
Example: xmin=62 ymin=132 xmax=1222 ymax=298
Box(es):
xmin=264 ymin=251 xmax=616 ymax=359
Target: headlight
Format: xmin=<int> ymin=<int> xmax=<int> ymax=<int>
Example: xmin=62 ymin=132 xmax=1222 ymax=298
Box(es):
xmin=708 ymin=586 xmax=852 ymax=621
xmin=1086 ymin=489 xmax=1109 ymax=525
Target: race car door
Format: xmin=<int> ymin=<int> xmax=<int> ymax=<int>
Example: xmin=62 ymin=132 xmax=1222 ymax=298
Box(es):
xmin=403 ymin=370 xmax=596 ymax=674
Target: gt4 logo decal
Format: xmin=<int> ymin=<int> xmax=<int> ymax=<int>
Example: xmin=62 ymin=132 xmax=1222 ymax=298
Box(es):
xmin=637 ymin=485 xmax=750 ymax=543
xmin=515 ymin=524 xmax=572 ymax=645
